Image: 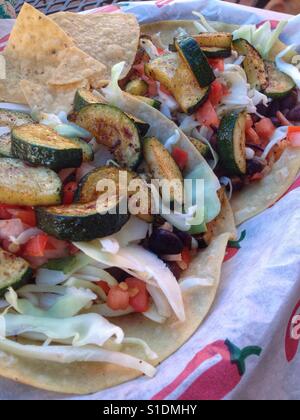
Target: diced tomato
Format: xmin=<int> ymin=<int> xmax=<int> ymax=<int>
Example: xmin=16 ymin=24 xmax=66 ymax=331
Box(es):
xmin=7 ymin=208 xmax=36 ymax=227
xmin=254 ymin=118 xmax=275 ymax=143
xmin=157 ymin=47 xmax=166 ymax=56
xmin=68 ymin=243 xmax=80 ymax=255
xmin=249 ymin=172 xmax=264 ymax=182
xmin=209 ymin=81 xmax=224 ymax=107
xmin=208 ymin=58 xmax=224 ymax=72
xmin=23 ymin=233 xmax=49 ymax=257
xmin=196 ymin=100 xmax=220 ymax=127
xmin=181 ymin=247 xmax=192 ymax=266
xmin=44 ymin=236 xmax=70 ymax=259
xmin=172 ymin=147 xmax=189 ymax=171
xmin=145 ymin=77 xmax=158 ymax=97
xmin=96 ymin=280 xmax=111 ymax=295
xmin=246 ymin=127 xmax=260 ymax=145
xmin=125 ymin=278 xmax=150 ymax=313
xmin=0 ymin=204 xmax=14 ymax=219
xmin=63 ymin=181 xmax=78 ymax=205
xmin=107 ymin=284 xmax=130 ymax=310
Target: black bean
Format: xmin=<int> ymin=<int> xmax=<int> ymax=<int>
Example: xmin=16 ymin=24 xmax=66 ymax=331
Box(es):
xmin=148 ymin=229 xmax=184 ymax=256
xmin=250 ymin=113 xmax=260 ymax=124
xmin=287 ymin=105 xmax=300 ymax=122
xmin=279 ymin=90 xmax=298 ymax=111
xmin=106 ymin=267 xmax=129 ymax=283
xmin=246 ymin=158 xmax=266 ymax=176
xmin=230 ymin=176 xmax=245 ymax=192
xmin=166 ymin=262 xmax=183 ymax=280
xmin=271 ymin=117 xmax=281 ymax=127
xmin=175 ymin=231 xmax=193 ymax=250
xmin=193 ymin=234 xmax=208 ymax=249
xmin=256 ymin=102 xmax=269 ymax=117
xmin=267 ymin=100 xmax=280 ymax=117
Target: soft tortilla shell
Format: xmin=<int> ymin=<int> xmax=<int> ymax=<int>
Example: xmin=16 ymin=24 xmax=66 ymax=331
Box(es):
xmin=0 ymin=232 xmax=229 ymax=395
xmin=0 ymin=93 xmax=234 ymax=394
xmin=51 ymin=12 xmax=140 ymax=79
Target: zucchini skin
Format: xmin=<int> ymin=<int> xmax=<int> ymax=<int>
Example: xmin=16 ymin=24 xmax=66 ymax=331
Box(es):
xmin=175 ymin=37 xmax=215 ymax=88
xmin=11 ymin=125 xmax=83 ymax=171
xmin=0 ymin=109 xmax=33 ymax=128
xmin=264 ymin=61 xmax=296 ymax=99
xmin=36 ymin=202 xmax=130 ymax=242
xmin=0 ymin=158 xmax=62 ymax=206
xmin=217 ymin=112 xmax=247 ymax=176
xmin=0 ymin=248 xmax=33 ymax=297
xmin=201 ymin=47 xmax=232 ymax=59
xmin=74 ymin=88 xmax=106 ymax=113
xmin=75 ymin=104 xmax=142 ymax=170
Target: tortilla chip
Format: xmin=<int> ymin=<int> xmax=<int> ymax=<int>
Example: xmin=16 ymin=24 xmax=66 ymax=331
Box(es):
xmin=51 ymin=12 xmax=140 ymax=79
xmin=0 ymin=3 xmax=106 ymax=107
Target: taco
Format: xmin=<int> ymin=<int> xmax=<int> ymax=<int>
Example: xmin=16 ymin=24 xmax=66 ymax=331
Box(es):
xmin=124 ymin=15 xmax=300 ymax=226
xmin=0 ymin=6 xmax=239 ymax=394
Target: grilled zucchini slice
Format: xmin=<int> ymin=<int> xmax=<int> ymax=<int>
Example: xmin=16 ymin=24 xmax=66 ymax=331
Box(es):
xmin=193 ymin=33 xmax=233 ymax=49
xmin=145 ymin=53 xmax=209 ymax=114
xmin=264 ymin=61 xmax=296 ymax=98
xmin=0 ymin=109 xmax=34 ymax=128
xmin=75 ymin=104 xmax=142 ymax=170
xmin=125 ymin=79 xmax=148 ymax=96
xmin=67 ymin=137 xmax=94 ymax=162
xmin=11 ymin=124 xmax=83 ymax=170
xmin=0 ymin=158 xmax=62 ymax=206
xmin=201 ymin=46 xmax=232 ymax=59
xmin=75 ymin=166 xmax=137 ymax=204
xmin=217 ymin=112 xmax=247 ymax=176
xmin=175 ymin=36 xmax=215 ymax=87
xmin=0 ymin=248 xmax=33 ymax=297
xmin=143 ymin=137 xmax=183 ymax=201
xmin=189 ymin=137 xmax=210 ymax=158
xmin=74 ymin=88 xmax=149 ymax=136
xmin=0 ymin=131 xmax=13 ymax=157
xmin=233 ymin=39 xmax=268 ymax=91
xmin=36 ymin=199 xmax=130 ymax=242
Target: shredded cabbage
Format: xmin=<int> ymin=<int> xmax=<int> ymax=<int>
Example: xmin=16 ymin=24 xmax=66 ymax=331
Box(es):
xmin=261 ymin=126 xmax=289 ymax=160
xmin=0 ymin=338 xmax=156 ymax=377
xmin=164 ymin=130 xmax=181 ymax=152
xmin=192 ymin=129 xmax=219 ymax=170
xmin=1 ymin=313 xmax=124 ymax=347
xmin=276 ymin=44 xmax=300 ymax=88
xmin=232 ymin=20 xmax=288 ymax=59
xmin=179 ymin=115 xmax=200 ymax=136
xmin=102 ymin=61 xmax=125 ymax=105
xmin=5 ymin=287 xmax=96 ymax=318
xmin=64 ymin=277 xmax=107 ymax=301
xmin=192 ymin=12 xmax=216 ymax=33
xmin=156 ymin=82 xmax=178 ymax=119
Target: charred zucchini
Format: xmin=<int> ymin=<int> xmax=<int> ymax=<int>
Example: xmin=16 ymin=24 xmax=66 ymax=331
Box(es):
xmin=75 ymin=104 xmax=142 ymax=170
xmin=217 ymin=112 xmax=247 ymax=176
xmin=143 ymin=137 xmax=183 ymax=201
xmin=0 ymin=109 xmax=34 ymax=128
xmin=36 ymin=199 xmax=130 ymax=242
xmin=75 ymin=166 xmax=137 ymax=203
xmin=0 ymin=248 xmax=33 ymax=297
xmin=74 ymin=88 xmax=106 ymax=112
xmin=264 ymin=61 xmax=295 ymax=99
xmin=11 ymin=124 xmax=83 ymax=170
xmin=194 ymin=32 xmax=232 ymax=49
xmin=0 ymin=131 xmax=13 ymax=157
xmin=201 ymin=47 xmax=232 ymax=59
xmin=175 ymin=36 xmax=215 ymax=87
xmin=233 ymin=39 xmax=268 ymax=91
xmin=145 ymin=53 xmax=209 ymax=114
xmin=189 ymin=137 xmax=210 ymax=158
xmin=67 ymin=137 xmax=94 ymax=162
xmin=125 ymin=79 xmax=148 ymax=96
xmin=0 ymin=158 xmax=62 ymax=206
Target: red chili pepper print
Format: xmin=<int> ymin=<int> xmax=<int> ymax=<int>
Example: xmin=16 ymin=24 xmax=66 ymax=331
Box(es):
xmin=152 ymin=340 xmax=261 ymax=400
xmin=285 ymin=300 xmax=300 ymax=363
xmin=224 ymin=230 xmax=246 ymax=262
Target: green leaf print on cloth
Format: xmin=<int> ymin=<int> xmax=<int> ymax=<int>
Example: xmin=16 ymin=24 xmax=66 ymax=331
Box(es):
xmin=0 ymin=1 xmax=16 ymax=18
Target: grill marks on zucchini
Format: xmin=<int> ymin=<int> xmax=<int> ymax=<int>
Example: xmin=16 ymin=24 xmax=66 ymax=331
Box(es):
xmin=233 ymin=39 xmax=268 ymax=91
xmin=0 ymin=158 xmax=62 ymax=206
xmin=36 ymin=199 xmax=130 ymax=242
xmin=193 ymin=33 xmax=232 ymax=59
xmin=175 ymin=36 xmax=215 ymax=88
xmin=217 ymin=112 xmax=247 ymax=176
xmin=11 ymin=124 xmax=83 ymax=170
xmin=201 ymin=47 xmax=232 ymax=59
xmin=264 ymin=61 xmax=296 ymax=99
xmin=75 ymin=104 xmax=142 ymax=170
xmin=143 ymin=137 xmax=183 ymax=201
xmin=145 ymin=53 xmax=209 ymax=114
xmin=0 ymin=248 xmax=33 ymax=297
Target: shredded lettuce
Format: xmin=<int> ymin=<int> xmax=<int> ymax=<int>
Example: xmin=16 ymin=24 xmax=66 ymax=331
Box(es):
xmin=5 ymin=287 xmax=96 ymax=318
xmin=1 ymin=313 xmax=124 ymax=347
xmin=74 ymin=242 xmax=185 ymax=322
xmin=64 ymin=277 xmax=107 ymax=301
xmin=276 ymin=44 xmax=300 ymax=88
xmin=232 ymin=20 xmax=288 ymax=59
xmin=192 ymin=12 xmax=216 ymax=33
xmin=102 ymin=61 xmax=125 ymax=105
xmin=0 ymin=338 xmax=156 ymax=377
